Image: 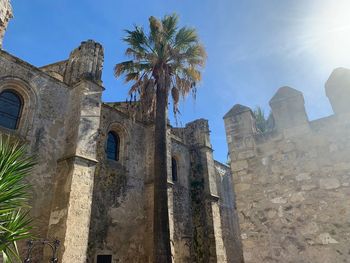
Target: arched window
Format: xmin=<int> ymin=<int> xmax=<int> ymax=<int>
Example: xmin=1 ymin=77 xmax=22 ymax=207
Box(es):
xmin=106 ymin=132 xmax=119 ymax=161
xmin=171 ymin=157 xmax=178 ymax=182
xmin=0 ymin=90 xmax=23 ymax=130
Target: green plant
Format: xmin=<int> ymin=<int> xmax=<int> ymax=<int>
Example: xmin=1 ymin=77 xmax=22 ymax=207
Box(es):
xmin=254 ymin=106 xmax=268 ymax=133
xmin=0 ymin=136 xmax=34 ymax=262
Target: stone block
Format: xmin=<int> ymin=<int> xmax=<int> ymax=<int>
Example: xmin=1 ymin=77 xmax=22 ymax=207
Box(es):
xmin=296 ymin=173 xmax=311 ymax=181
xmin=319 ymin=178 xmax=340 ymax=190
xmin=235 ymin=183 xmax=251 ymax=192
xmin=232 ymin=160 xmax=249 ymax=172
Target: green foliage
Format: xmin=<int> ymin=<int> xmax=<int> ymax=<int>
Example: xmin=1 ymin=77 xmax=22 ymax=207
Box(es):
xmin=253 ymin=106 xmax=268 ymax=133
xmin=0 ymin=136 xmax=34 ymax=262
xmin=115 ymin=13 xmax=207 ymax=118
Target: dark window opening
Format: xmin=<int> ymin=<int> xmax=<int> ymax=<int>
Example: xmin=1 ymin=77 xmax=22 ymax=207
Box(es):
xmin=0 ymin=90 xmax=23 ymax=130
xmin=106 ymin=131 xmax=120 ymax=161
xmin=172 ymin=157 xmax=178 ymax=182
xmin=97 ymin=255 xmax=112 ymax=263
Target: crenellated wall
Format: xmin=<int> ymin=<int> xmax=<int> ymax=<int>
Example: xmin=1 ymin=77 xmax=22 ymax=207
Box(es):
xmin=224 ymin=68 xmax=350 ymax=263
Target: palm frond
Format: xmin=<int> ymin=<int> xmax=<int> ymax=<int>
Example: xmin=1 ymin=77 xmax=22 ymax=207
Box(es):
xmin=0 ymin=135 xmax=34 ymax=262
xmin=115 ymin=13 xmax=207 ymax=122
xmin=123 ymin=26 xmax=150 ymax=53
xmin=174 ymin=27 xmax=198 ymax=49
xmin=114 ymin=61 xmax=152 ymax=78
xmin=162 ymin=14 xmax=178 ymax=42
xmin=149 ymin=16 xmax=163 ymax=47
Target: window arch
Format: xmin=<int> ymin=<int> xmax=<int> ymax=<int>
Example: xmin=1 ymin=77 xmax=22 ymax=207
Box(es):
xmin=0 ymin=90 xmax=23 ymax=130
xmin=171 ymin=157 xmax=178 ymax=182
xmin=106 ymin=131 xmax=120 ymax=161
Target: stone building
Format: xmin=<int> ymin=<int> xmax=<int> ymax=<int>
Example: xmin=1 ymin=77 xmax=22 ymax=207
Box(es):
xmin=0 ymin=1 xmax=243 ymax=262
xmin=224 ymin=70 xmax=350 ymax=263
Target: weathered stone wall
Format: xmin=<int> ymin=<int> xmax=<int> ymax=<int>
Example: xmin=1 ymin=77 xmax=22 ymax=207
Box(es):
xmin=0 ymin=52 xmax=69 ymax=262
xmin=87 ymin=114 xmax=244 ymax=263
xmin=0 ymin=39 xmax=104 ymax=262
xmin=87 ymin=104 xmax=149 ymax=262
xmin=215 ymin=161 xmax=244 ymax=263
xmin=224 ymin=68 xmax=350 ymax=263
xmin=169 ymin=135 xmax=194 ymax=262
xmin=0 ymin=50 xmax=71 ymax=259
xmin=172 ymin=120 xmax=244 ymax=263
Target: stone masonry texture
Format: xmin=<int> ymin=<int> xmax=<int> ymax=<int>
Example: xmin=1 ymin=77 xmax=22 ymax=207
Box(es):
xmin=0 ymin=2 xmax=243 ymax=262
xmin=224 ymin=69 xmax=350 ymax=263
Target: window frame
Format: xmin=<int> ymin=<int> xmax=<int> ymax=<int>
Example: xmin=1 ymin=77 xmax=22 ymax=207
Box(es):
xmin=171 ymin=157 xmax=178 ymax=182
xmin=0 ymin=89 xmax=24 ymax=130
xmin=106 ymin=131 xmax=120 ymax=161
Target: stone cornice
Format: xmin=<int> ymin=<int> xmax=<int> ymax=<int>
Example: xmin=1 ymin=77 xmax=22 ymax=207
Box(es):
xmin=57 ymin=154 xmax=98 ymax=166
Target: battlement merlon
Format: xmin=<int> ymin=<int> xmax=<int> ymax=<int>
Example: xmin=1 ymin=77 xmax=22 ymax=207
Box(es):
xmin=269 ymin=86 xmax=309 ymax=135
xmin=224 ymin=68 xmax=350 ymax=144
xmin=325 ymin=67 xmax=350 ymax=116
xmin=223 ymin=104 xmax=257 ymax=161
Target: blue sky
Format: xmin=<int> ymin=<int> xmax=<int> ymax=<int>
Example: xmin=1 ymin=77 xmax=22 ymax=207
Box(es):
xmin=5 ymin=0 xmax=350 ymax=162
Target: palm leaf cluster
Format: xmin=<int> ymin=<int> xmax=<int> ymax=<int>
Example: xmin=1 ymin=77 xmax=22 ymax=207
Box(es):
xmin=0 ymin=136 xmax=34 ymax=262
xmin=254 ymin=106 xmax=278 ymax=134
xmin=253 ymin=106 xmax=267 ymax=133
xmin=115 ymin=13 xmax=207 ymax=118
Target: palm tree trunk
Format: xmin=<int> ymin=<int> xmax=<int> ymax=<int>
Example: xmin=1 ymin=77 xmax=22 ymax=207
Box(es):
xmin=153 ymin=79 xmax=172 ymax=263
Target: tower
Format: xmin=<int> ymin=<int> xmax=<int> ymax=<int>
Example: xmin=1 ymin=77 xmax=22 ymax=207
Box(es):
xmin=0 ymin=0 xmax=12 ymax=48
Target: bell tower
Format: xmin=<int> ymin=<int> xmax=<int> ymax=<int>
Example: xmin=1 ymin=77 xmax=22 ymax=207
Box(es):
xmin=0 ymin=0 xmax=12 ymax=48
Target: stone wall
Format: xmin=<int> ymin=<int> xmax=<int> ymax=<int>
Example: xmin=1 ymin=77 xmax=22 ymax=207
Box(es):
xmin=169 ymin=135 xmax=193 ymax=262
xmin=0 ymin=50 xmax=71 ymax=260
xmin=87 ymin=113 xmax=243 ymax=263
xmin=215 ymin=161 xmax=244 ymax=263
xmin=172 ymin=120 xmax=244 ymax=263
xmin=224 ymin=68 xmax=350 ymax=263
xmin=87 ymin=104 xmax=149 ymax=262
xmin=0 ymin=40 xmax=104 ymax=262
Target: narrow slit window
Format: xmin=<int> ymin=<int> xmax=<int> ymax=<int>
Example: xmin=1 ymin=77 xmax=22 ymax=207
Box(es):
xmin=0 ymin=90 xmax=23 ymax=130
xmin=97 ymin=255 xmax=112 ymax=263
xmin=106 ymin=132 xmax=119 ymax=161
xmin=172 ymin=157 xmax=178 ymax=182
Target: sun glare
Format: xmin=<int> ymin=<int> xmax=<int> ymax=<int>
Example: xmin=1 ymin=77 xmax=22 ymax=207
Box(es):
xmin=301 ymin=1 xmax=350 ymax=64
xmin=297 ymin=0 xmax=350 ymax=65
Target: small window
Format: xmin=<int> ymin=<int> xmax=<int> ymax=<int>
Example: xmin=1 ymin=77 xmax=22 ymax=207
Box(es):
xmin=97 ymin=255 xmax=112 ymax=263
xmin=106 ymin=131 xmax=119 ymax=161
xmin=172 ymin=157 xmax=178 ymax=182
xmin=0 ymin=90 xmax=23 ymax=130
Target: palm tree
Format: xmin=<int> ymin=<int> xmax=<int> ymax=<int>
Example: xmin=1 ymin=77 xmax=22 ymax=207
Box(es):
xmin=115 ymin=14 xmax=206 ymax=262
xmin=0 ymin=136 xmax=34 ymax=262
xmin=253 ymin=106 xmax=267 ymax=133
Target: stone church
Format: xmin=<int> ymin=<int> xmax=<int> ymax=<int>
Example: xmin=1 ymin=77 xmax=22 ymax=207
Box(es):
xmin=0 ymin=1 xmax=243 ymax=262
